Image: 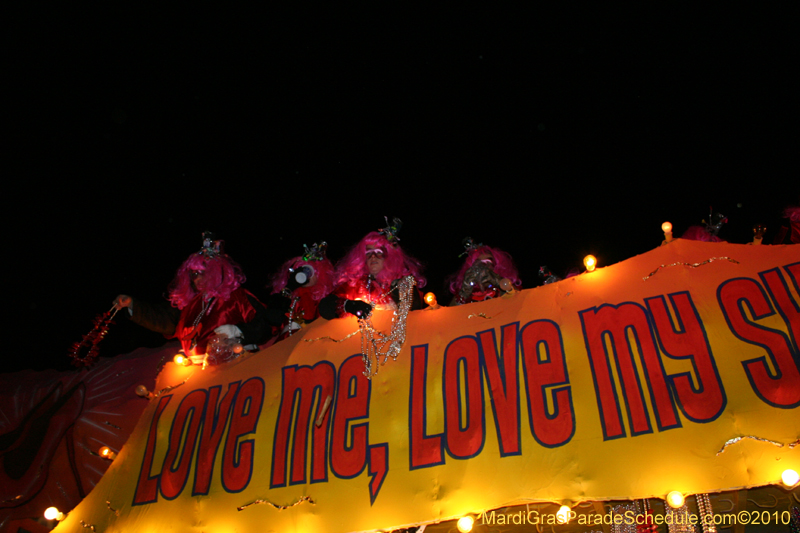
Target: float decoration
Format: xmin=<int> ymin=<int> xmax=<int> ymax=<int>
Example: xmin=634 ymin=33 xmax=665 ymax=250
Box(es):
xmin=303 ymin=330 xmax=360 ymax=343
xmin=237 ymin=495 xmax=315 ymax=512
xmin=642 ymin=257 xmax=740 ymax=280
xmin=22 ymin=240 xmax=800 ymax=533
xmin=715 ymin=435 xmax=786 ymax=455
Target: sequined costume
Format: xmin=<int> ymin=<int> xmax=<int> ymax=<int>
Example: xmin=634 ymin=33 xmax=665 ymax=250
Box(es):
xmin=129 ymin=287 xmax=267 ymax=356
xmin=319 ymin=275 xmax=423 ymax=319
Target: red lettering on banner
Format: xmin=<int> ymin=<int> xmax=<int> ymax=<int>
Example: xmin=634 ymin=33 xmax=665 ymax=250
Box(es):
xmin=409 ymin=345 xmax=444 ymax=469
xmin=270 ymin=362 xmax=336 ymax=487
xmin=222 ymin=378 xmax=264 ymax=492
xmin=478 ymin=324 xmax=521 ymax=455
xmin=580 ymin=303 xmax=679 ymax=440
xmin=132 ymin=395 xmax=172 ymax=505
xmin=718 ymin=277 xmax=800 ymax=408
xmin=133 ymin=380 xmax=264 ymax=505
xmin=519 ymin=320 xmax=574 ymax=447
xmin=760 ymin=264 xmax=800 ymax=353
xmin=443 ymin=336 xmax=485 ymax=459
xmin=367 ymin=444 xmax=388 ymax=505
xmin=193 ymin=383 xmax=240 ymax=495
xmin=646 ymin=293 xmax=726 ymax=422
xmin=160 ymin=390 xmax=207 ymax=499
xmin=331 ymin=355 xmax=370 ymax=478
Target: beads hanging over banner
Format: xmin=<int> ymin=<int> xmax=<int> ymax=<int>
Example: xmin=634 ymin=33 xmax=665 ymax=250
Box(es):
xmin=665 ymin=503 xmax=696 ymax=533
xmin=696 ymin=494 xmax=716 ymax=533
xmin=636 ymin=499 xmax=657 ymax=533
xmin=610 ymin=503 xmax=637 ymax=533
xmin=789 ymin=505 xmax=800 ymax=533
xmin=359 ymin=276 xmax=416 ymax=379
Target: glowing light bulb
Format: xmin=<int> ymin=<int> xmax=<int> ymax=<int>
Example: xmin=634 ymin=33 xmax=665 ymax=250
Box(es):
xmin=781 ymin=469 xmax=799 ymax=487
xmin=457 ymin=515 xmax=474 ymax=533
xmin=99 ymin=446 xmax=117 ymax=460
xmin=424 ymin=292 xmax=437 ymax=306
xmin=173 ymin=354 xmax=190 ymax=366
xmin=666 ymin=491 xmax=684 ymax=508
xmin=752 ymin=224 xmax=766 ymax=245
xmin=44 ymin=507 xmax=64 ymax=520
xmin=583 ymin=255 xmax=597 ymax=272
xmin=557 ymin=505 xmax=572 ymax=524
xmin=661 ymin=221 xmax=674 ymax=244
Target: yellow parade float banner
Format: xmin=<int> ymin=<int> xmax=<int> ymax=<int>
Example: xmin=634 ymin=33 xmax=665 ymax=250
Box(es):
xmin=55 ymin=240 xmax=800 ymax=533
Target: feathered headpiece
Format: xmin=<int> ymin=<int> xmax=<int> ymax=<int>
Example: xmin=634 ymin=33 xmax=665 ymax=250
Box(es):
xmin=702 ymin=208 xmax=728 ymax=236
xmin=302 ymin=241 xmax=328 ymax=262
xmin=538 ymin=265 xmax=560 ymax=285
xmin=199 ymin=231 xmax=224 ymax=258
xmin=378 ymin=217 xmax=402 ymax=244
xmin=459 ymin=237 xmax=483 ymax=257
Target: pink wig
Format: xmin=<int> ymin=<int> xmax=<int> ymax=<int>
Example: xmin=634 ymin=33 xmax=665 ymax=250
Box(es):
xmin=335 ymin=231 xmax=426 ymax=288
xmin=681 ymin=226 xmax=725 ymax=242
xmin=270 ymin=256 xmax=335 ymax=301
xmin=783 ymin=206 xmax=800 ymax=222
xmin=168 ymin=253 xmax=246 ymax=309
xmin=447 ymin=245 xmax=521 ymax=295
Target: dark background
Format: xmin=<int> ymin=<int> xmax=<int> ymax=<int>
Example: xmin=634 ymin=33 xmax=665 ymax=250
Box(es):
xmin=6 ymin=6 xmax=796 ymax=373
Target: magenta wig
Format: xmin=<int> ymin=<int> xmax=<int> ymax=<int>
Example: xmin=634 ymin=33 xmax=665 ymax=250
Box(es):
xmin=783 ymin=206 xmax=800 ymax=222
xmin=681 ymin=226 xmax=725 ymax=243
xmin=335 ymin=231 xmax=426 ymax=288
xmin=168 ymin=253 xmax=246 ymax=309
xmin=270 ymin=256 xmax=335 ymax=301
xmin=447 ymin=245 xmax=521 ymax=295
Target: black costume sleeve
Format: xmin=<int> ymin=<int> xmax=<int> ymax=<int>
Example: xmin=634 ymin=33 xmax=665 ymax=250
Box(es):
xmin=319 ymin=293 xmax=344 ymax=320
xmin=265 ymin=293 xmax=292 ymax=327
xmin=129 ymin=297 xmax=181 ymax=336
xmin=773 ymin=220 xmax=792 ymax=244
xmin=237 ymin=293 xmax=271 ymax=346
xmin=413 ymin=288 xmax=424 ymax=310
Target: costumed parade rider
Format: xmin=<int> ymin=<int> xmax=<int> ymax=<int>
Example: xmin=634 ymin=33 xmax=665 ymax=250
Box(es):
xmin=113 ymin=232 xmax=268 ymax=365
xmin=266 ymin=242 xmax=334 ymax=340
xmin=773 ymin=201 xmax=800 ymax=245
xmin=319 ymin=218 xmax=426 ymax=320
xmin=447 ymin=237 xmax=521 ymax=305
xmin=681 ymin=208 xmax=728 ymax=242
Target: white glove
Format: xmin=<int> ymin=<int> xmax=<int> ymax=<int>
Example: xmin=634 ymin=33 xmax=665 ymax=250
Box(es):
xmin=214 ymin=324 xmax=243 ymax=339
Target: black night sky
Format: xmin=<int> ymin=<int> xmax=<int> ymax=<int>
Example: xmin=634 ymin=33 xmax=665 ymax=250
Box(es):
xmin=7 ymin=6 xmax=796 ymax=373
